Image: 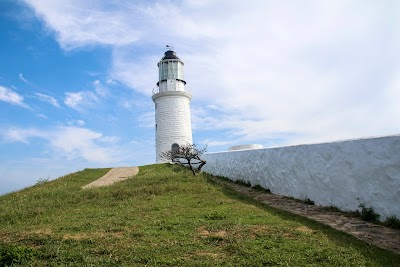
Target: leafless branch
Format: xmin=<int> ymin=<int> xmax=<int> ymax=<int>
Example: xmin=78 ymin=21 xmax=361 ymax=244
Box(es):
xmin=159 ymin=143 xmax=207 ymax=175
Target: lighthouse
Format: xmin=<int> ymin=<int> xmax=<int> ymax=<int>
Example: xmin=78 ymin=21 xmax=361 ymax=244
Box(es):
xmin=152 ymin=48 xmax=193 ymax=162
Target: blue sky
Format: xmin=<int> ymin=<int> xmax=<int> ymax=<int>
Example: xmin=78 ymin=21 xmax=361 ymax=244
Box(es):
xmin=1 ymin=0 xmax=399 ymax=195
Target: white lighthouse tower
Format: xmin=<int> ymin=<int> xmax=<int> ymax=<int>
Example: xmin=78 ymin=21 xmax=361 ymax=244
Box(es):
xmin=152 ymin=48 xmax=193 ymax=162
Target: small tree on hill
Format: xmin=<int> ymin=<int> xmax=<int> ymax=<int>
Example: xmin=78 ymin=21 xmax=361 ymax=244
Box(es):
xmin=160 ymin=143 xmax=207 ymax=175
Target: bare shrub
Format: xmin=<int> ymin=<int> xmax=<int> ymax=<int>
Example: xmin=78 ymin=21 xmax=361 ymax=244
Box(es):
xmin=160 ymin=144 xmax=207 ymax=175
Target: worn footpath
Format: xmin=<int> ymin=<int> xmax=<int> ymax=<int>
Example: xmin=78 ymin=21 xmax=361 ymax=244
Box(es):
xmin=82 ymin=167 xmax=139 ymax=189
xmin=213 ymin=178 xmax=400 ymax=254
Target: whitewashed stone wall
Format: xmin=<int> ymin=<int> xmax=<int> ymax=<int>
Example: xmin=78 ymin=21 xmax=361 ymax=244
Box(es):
xmin=202 ymin=135 xmax=400 ymax=220
xmin=153 ymin=91 xmax=192 ymax=162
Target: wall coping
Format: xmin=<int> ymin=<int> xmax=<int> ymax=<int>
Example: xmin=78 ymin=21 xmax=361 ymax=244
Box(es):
xmin=205 ymin=134 xmax=400 ymax=154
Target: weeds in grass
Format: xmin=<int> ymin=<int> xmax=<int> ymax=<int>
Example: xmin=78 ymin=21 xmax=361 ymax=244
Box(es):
xmin=303 ymin=198 xmax=315 ymax=205
xmin=251 ymin=184 xmax=271 ymax=193
xmin=204 ymin=212 xmax=227 ymax=221
xmin=0 ymin=244 xmax=35 ymax=266
xmin=234 ymin=179 xmax=251 ymax=187
xmin=320 ymin=205 xmax=361 ymax=219
xmin=321 ymin=206 xmax=400 ymax=231
xmin=281 ymin=195 xmax=315 ymax=206
xmin=356 ymin=198 xmax=380 ymax=222
xmin=322 ymin=206 xmax=342 ymax=212
xmin=383 ymin=215 xmax=400 ymax=229
xmin=35 ymin=177 xmax=49 ymax=185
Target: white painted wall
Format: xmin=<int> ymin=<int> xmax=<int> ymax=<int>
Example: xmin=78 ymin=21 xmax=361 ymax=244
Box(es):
xmin=202 ymin=135 xmax=400 ymax=220
xmin=153 ymin=91 xmax=192 ymax=162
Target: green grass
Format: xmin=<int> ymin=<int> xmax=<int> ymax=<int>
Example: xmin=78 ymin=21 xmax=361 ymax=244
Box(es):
xmin=0 ymin=164 xmax=399 ymax=266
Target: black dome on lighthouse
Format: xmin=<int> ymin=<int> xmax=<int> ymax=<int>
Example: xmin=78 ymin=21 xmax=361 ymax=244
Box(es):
xmin=162 ymin=50 xmax=180 ymax=60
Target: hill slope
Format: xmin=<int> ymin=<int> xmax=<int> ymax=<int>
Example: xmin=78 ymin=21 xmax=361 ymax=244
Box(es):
xmin=1 ymin=164 xmax=399 ymax=266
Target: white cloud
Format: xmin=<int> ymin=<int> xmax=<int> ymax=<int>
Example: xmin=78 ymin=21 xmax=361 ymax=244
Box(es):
xmin=36 ymin=113 xmax=48 ymax=119
xmin=98 ymin=136 xmax=118 ymax=143
xmin=120 ymin=98 xmax=153 ymax=111
xmin=67 ymin=119 xmax=85 ymax=126
xmin=93 ymin=80 xmax=108 ymax=97
xmin=0 ymin=85 xmax=29 ymax=108
xmin=64 ymin=80 xmax=110 ymax=111
xmin=23 ymin=0 xmax=142 ymax=50
xmin=23 ymin=0 xmax=400 ymax=147
xmin=64 ymin=91 xmax=84 ymax=109
xmin=49 ymin=127 xmax=110 ymax=162
xmin=1 ymin=126 xmax=120 ymax=163
xmin=76 ymin=119 xmax=85 ymax=126
xmin=64 ymin=91 xmax=98 ymax=110
xmin=2 ymin=128 xmax=44 ymax=143
xmin=34 ymin=92 xmax=61 ymax=107
xmin=111 ymin=49 xmax=158 ymax=95
xmin=106 ymin=79 xmax=117 ymax=85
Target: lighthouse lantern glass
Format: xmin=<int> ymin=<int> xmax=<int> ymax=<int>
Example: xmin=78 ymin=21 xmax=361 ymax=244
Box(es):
xmin=159 ymin=61 xmax=184 ymax=82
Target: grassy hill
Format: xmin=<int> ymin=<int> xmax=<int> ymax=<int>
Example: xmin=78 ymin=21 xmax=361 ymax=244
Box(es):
xmin=1 ymin=164 xmax=399 ymax=266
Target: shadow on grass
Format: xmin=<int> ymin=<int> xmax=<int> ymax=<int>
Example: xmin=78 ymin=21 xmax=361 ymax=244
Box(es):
xmin=201 ymin=172 xmax=400 ymax=265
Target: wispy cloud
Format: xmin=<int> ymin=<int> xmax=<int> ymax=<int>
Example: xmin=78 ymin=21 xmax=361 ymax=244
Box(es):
xmin=64 ymin=80 xmax=109 ymax=111
xmin=106 ymin=79 xmax=117 ymax=85
xmin=36 ymin=113 xmax=48 ymax=119
xmin=64 ymin=91 xmax=98 ymax=111
xmin=34 ymin=92 xmax=61 ymax=107
xmin=93 ymin=80 xmax=108 ymax=97
xmin=0 ymin=85 xmax=30 ymax=109
xmin=67 ymin=119 xmax=85 ymax=126
xmin=19 ymin=73 xmax=33 ymax=86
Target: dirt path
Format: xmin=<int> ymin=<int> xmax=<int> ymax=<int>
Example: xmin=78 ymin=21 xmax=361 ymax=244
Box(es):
xmin=82 ymin=167 xmax=139 ymax=189
xmin=213 ymin=178 xmax=400 ymax=254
